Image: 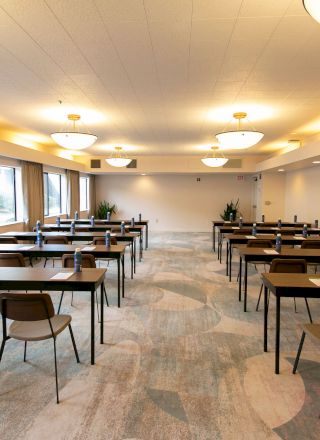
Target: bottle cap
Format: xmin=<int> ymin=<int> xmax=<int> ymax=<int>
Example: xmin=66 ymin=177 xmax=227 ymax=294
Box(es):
xmin=75 ymin=247 xmax=81 ymax=252
xmin=277 ymin=233 xmax=281 ymax=237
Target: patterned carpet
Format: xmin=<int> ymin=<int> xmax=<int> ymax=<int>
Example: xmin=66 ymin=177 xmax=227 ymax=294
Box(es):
xmin=0 ymin=232 xmax=319 ymax=439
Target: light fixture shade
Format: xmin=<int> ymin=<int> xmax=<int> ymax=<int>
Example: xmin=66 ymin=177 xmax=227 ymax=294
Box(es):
xmin=105 ymin=146 xmax=132 ymax=168
xmin=215 ymin=112 xmax=264 ymax=149
xmin=303 ymin=0 xmax=320 ymax=23
xmin=216 ymin=130 xmax=264 ymax=149
xmin=51 ymin=114 xmax=97 ymax=150
xmin=201 ymin=146 xmax=229 ymax=168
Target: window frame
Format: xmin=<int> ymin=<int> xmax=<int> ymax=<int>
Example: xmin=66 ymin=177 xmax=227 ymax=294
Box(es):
xmin=80 ymin=176 xmax=89 ymax=211
xmin=0 ymin=165 xmax=17 ymax=224
xmin=43 ymin=171 xmax=62 ymax=217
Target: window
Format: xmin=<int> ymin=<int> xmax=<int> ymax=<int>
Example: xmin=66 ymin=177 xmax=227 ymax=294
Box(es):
xmin=0 ymin=166 xmax=16 ymax=224
xmin=44 ymin=172 xmax=62 ymax=216
xmin=80 ymin=177 xmax=89 ymax=211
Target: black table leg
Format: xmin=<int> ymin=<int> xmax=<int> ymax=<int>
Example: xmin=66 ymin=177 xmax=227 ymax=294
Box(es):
xmin=134 ymin=238 xmax=136 ymax=273
xmin=244 ymin=261 xmax=248 ymax=312
xmin=275 ymin=295 xmax=281 ymax=374
xmin=100 ymin=283 xmax=104 ymax=344
xmin=229 ymin=245 xmax=233 ymax=282
xmin=213 ymin=226 xmax=215 ymax=251
xmin=117 ymin=259 xmax=120 ymax=308
xmin=91 ymin=290 xmax=95 ymax=365
xmin=139 ymin=232 xmax=143 ymax=262
xmin=226 ymin=242 xmax=229 ymax=276
xmin=264 ymin=285 xmax=268 ymax=352
xmin=217 ymin=232 xmax=220 ymax=260
xmin=130 ymin=242 xmax=133 ymax=279
xmin=239 ymin=257 xmax=242 ymax=301
xmin=146 ymin=224 xmax=148 ymax=249
xmin=121 ymin=254 xmax=125 ymax=298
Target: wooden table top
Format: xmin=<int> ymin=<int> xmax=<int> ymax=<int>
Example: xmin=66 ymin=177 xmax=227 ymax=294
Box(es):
xmin=261 ymin=273 xmax=320 ymax=294
xmin=0 ymin=243 xmax=126 ymax=257
xmin=225 ymin=234 xmax=320 ymax=243
xmin=238 ymin=247 xmax=320 ymax=259
xmin=218 ymin=225 xmax=320 ymax=234
xmin=61 ymin=219 xmax=149 ymax=224
xmin=212 ymin=220 xmax=312 ymax=227
xmin=43 ymin=224 xmax=144 ymax=231
xmin=0 ymin=231 xmax=138 ymax=240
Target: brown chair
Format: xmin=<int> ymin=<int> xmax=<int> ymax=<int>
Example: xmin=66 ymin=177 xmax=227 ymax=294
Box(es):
xmin=92 ymin=236 xmax=118 ymax=268
xmin=58 ymin=254 xmax=109 ymax=318
xmin=0 ymin=292 xmax=80 ymax=404
xmin=293 ymin=323 xmax=320 ymax=374
xmin=257 ymin=258 xmax=312 ymax=322
xmin=301 ymin=240 xmax=320 ymax=273
xmin=0 ymin=237 xmax=18 ymax=244
xmin=44 ymin=236 xmax=69 ymax=267
xmin=0 ymin=253 xmax=25 ymax=268
xmin=237 ymin=240 xmax=273 ymax=284
xmin=233 ymin=229 xmax=252 ymax=235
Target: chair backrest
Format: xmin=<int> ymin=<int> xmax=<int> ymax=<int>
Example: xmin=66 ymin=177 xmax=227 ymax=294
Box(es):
xmin=276 ymin=230 xmax=293 ymax=236
xmin=0 ymin=253 xmax=25 ymax=267
xmin=93 ymin=237 xmax=117 ymax=245
xmin=233 ymin=229 xmax=252 ymax=235
xmin=0 ymin=292 xmax=54 ymax=321
xmin=270 ymin=258 xmax=307 ymax=274
xmin=62 ymin=253 xmax=96 ymax=268
xmin=301 ymin=240 xmax=320 ymax=249
xmin=0 ymin=237 xmax=18 ymax=244
xmin=247 ymin=240 xmax=273 ymax=248
xmin=44 ymin=236 xmax=69 ymax=245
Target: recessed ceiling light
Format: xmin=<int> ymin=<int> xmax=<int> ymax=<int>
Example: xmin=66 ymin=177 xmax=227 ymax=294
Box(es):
xmin=278 ymin=169 xmax=285 ymax=172
xmin=312 ymin=161 xmax=320 ymax=164
xmin=141 ymin=173 xmax=147 ymax=176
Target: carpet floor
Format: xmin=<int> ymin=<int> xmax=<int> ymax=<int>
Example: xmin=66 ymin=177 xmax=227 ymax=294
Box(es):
xmin=0 ymin=232 xmax=319 ymax=439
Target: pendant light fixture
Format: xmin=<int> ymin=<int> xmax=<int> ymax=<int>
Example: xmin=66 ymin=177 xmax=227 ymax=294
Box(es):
xmin=105 ymin=146 xmax=132 ymax=167
xmin=215 ymin=112 xmax=264 ymax=149
xmin=51 ymin=114 xmax=97 ymax=150
xmin=201 ymin=146 xmax=229 ymax=167
xmin=303 ymin=0 xmax=320 ymax=24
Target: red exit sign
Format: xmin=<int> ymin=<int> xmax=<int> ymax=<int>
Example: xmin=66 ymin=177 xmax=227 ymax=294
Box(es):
xmin=237 ymin=175 xmax=244 ymax=181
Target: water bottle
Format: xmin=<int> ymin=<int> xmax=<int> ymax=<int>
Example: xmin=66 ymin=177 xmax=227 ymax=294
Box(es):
xmin=302 ymin=224 xmax=308 ymax=238
xmin=131 ymin=217 xmax=135 ymax=227
xmin=36 ymin=220 xmax=41 ymax=232
xmin=139 ymin=213 xmax=142 ymax=222
xmin=75 ymin=211 xmax=79 ymax=220
xmin=106 ymin=211 xmax=110 ymax=222
xmin=261 ymin=214 xmax=265 ymax=223
xmin=105 ymin=230 xmax=111 ymax=247
xmin=37 ymin=230 xmax=43 ymax=247
xmin=229 ymin=212 xmax=233 ymax=222
xmin=56 ymin=216 xmax=61 ymax=227
xmin=74 ymin=248 xmax=82 ymax=273
xmin=277 ymin=218 xmax=282 ymax=228
xmin=70 ymin=221 xmax=75 ymax=235
xmin=315 ymin=219 xmax=319 ymax=229
xmin=239 ymin=217 xmax=243 ymax=228
xmin=294 ymin=214 xmax=297 ymax=223
xmin=90 ymin=216 xmax=95 ymax=227
xmin=121 ymin=221 xmax=125 ymax=235
xmin=275 ymin=233 xmax=282 ymax=252
xmin=252 ymin=223 xmax=257 ymax=236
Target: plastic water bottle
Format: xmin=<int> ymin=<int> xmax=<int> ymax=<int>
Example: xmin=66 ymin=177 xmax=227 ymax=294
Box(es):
xmin=275 ymin=233 xmax=282 ymax=252
xmin=261 ymin=214 xmax=265 ymax=223
xmin=56 ymin=216 xmax=61 ymax=227
xmin=90 ymin=216 xmax=95 ymax=227
xmin=229 ymin=212 xmax=233 ymax=222
xmin=139 ymin=213 xmax=142 ymax=222
xmin=105 ymin=231 xmax=111 ymax=247
xmin=131 ymin=217 xmax=135 ymax=227
xmin=252 ymin=223 xmax=257 ymax=236
xmin=70 ymin=221 xmax=75 ymax=235
xmin=74 ymin=248 xmax=82 ymax=273
xmin=277 ymin=218 xmax=282 ymax=228
xmin=315 ymin=219 xmax=319 ymax=229
xmin=37 ymin=230 xmax=43 ymax=247
xmin=294 ymin=214 xmax=297 ymax=223
xmin=302 ymin=224 xmax=308 ymax=238
xmin=75 ymin=211 xmax=79 ymax=220
xmin=239 ymin=217 xmax=243 ymax=228
xmin=106 ymin=211 xmax=110 ymax=222
xmin=121 ymin=221 xmax=125 ymax=235
xmin=36 ymin=220 xmax=41 ymax=232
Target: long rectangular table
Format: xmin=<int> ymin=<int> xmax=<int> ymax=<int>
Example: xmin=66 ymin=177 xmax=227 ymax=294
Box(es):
xmin=0 ymin=267 xmax=106 ymax=365
xmin=0 ymin=243 xmax=125 ymax=308
xmin=238 ymin=247 xmax=320 ymax=312
xmin=0 ymin=231 xmax=137 ymax=279
xmin=261 ymin=273 xmax=320 ymax=374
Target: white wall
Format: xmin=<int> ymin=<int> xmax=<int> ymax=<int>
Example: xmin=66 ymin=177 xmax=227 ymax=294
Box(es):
xmin=259 ymin=173 xmax=286 ymax=221
xmin=96 ymin=174 xmax=254 ymax=232
xmin=285 ymin=167 xmax=320 ymax=223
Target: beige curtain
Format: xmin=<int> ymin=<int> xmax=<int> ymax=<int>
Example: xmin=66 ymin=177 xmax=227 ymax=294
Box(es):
xmin=22 ymin=161 xmax=44 ymax=231
xmin=66 ymin=169 xmax=80 ymax=218
xmin=89 ymin=174 xmax=96 ymax=217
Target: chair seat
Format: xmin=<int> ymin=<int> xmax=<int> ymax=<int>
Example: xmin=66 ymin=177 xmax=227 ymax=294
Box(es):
xmin=9 ymin=314 xmax=71 ymax=341
xmin=303 ymin=323 xmax=320 ymax=340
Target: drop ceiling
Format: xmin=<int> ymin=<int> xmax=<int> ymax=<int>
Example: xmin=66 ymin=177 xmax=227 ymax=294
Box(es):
xmin=0 ymin=0 xmax=320 ymax=159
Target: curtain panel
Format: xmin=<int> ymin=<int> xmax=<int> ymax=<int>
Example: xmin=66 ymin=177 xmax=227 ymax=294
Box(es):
xmin=66 ymin=169 xmax=80 ymax=218
xmin=88 ymin=174 xmax=96 ymax=217
xmin=21 ymin=161 xmax=44 ymax=231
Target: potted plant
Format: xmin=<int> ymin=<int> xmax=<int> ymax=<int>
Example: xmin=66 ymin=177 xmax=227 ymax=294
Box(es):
xmin=220 ymin=199 xmax=240 ymax=221
xmin=95 ymin=201 xmax=117 ymax=219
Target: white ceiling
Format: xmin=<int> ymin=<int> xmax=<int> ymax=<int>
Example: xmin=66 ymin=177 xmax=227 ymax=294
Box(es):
xmin=1 ymin=0 xmax=320 ymax=157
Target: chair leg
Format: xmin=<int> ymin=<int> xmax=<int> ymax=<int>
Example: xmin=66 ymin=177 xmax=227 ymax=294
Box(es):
xmin=68 ymin=325 xmax=80 ymax=363
xmin=24 ymin=341 xmax=27 ymax=362
xmin=29 ymin=257 xmax=33 ymax=267
xmin=304 ymin=298 xmax=313 ymax=323
xmin=256 ymin=284 xmax=263 ymax=311
xmin=293 ymin=297 xmax=297 ymax=313
xmin=103 ymin=284 xmax=109 ymax=307
xmin=71 ymin=291 xmax=74 ymax=306
xmin=53 ymin=337 xmax=59 ymax=404
xmin=44 ymin=258 xmax=48 ymax=267
xmin=0 ymin=339 xmax=6 ymax=362
xmin=293 ymin=331 xmax=306 ymax=374
xmin=57 ymin=292 xmax=65 ymax=314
